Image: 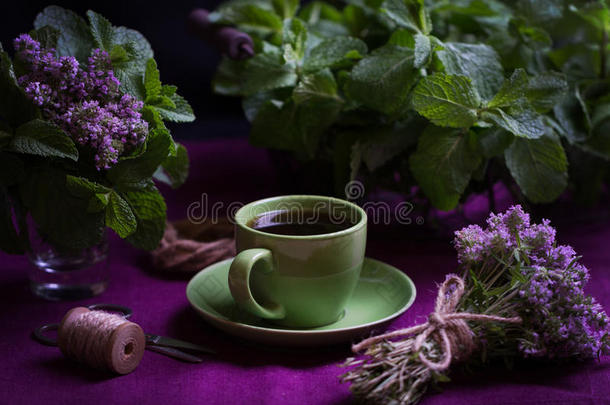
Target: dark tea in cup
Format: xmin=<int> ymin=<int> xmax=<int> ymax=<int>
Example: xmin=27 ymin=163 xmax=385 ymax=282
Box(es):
xmin=247 ymin=209 xmax=358 ymax=236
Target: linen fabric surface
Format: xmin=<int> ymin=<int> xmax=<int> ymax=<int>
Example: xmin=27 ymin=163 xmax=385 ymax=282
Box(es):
xmin=1 ymin=139 xmax=609 ymax=405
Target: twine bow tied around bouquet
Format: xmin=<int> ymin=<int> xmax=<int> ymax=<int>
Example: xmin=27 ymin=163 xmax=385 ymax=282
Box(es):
xmin=343 ymin=206 xmax=610 ymax=405
xmin=352 ymin=275 xmax=522 ymax=372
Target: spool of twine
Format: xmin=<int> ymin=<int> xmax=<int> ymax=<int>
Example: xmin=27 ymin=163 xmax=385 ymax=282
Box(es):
xmin=57 ymin=307 xmax=146 ymax=375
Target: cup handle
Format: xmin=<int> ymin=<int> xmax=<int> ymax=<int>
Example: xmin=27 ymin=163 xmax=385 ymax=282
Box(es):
xmin=228 ymin=248 xmax=286 ymax=320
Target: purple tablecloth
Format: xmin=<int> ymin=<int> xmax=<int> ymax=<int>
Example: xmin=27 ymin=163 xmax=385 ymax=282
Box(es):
xmin=2 ymin=138 xmax=610 ymax=405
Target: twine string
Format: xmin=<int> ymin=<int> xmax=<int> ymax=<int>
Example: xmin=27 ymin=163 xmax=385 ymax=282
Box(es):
xmin=352 ymin=274 xmax=522 ymax=372
xmin=151 ymin=221 xmax=235 ymax=273
xmin=60 ymin=311 xmax=129 ymax=369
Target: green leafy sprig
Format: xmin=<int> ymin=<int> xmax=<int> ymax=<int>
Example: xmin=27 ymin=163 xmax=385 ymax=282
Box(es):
xmin=211 ymin=0 xmax=609 ymax=210
xmin=0 ymin=6 xmax=195 ymax=253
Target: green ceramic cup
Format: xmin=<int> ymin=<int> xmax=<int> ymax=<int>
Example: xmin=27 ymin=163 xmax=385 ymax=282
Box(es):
xmin=229 ymin=195 xmax=367 ymax=328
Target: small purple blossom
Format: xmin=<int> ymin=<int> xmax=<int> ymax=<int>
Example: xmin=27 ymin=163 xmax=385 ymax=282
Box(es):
xmin=454 ymin=205 xmax=610 ymax=360
xmin=13 ymin=34 xmax=147 ymax=170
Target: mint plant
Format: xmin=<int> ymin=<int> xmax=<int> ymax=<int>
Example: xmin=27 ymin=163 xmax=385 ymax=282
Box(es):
xmin=211 ymin=0 xmax=609 ymax=210
xmin=0 ymin=6 xmax=195 ymax=254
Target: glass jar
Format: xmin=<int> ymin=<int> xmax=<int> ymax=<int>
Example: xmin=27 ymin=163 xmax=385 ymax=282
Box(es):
xmin=27 ymin=226 xmax=109 ymax=301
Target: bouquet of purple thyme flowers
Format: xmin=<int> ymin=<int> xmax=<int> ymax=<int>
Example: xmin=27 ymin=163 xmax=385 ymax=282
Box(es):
xmin=14 ymin=36 xmax=148 ymax=170
xmin=342 ymin=205 xmax=610 ymax=405
xmin=0 ymin=6 xmax=194 ymax=253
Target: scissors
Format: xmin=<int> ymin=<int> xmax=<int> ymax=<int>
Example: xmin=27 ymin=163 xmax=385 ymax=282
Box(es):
xmin=33 ymin=303 xmax=215 ymax=363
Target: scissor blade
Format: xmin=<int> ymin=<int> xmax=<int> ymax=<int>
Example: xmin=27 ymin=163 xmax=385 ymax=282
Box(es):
xmin=146 ymin=345 xmax=203 ymax=363
xmin=146 ymin=334 xmax=216 ymax=355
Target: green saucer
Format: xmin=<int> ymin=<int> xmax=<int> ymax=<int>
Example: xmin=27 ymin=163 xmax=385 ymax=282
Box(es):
xmin=186 ymin=257 xmax=416 ymax=346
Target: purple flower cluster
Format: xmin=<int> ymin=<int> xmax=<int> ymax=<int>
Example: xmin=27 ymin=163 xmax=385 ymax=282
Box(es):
xmin=454 ymin=205 xmax=610 ymax=359
xmin=13 ymin=34 xmax=147 ymax=169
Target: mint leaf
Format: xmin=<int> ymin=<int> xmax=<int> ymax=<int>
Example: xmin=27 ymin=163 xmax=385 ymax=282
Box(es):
xmin=141 ymin=105 xmax=166 ymax=131
xmin=87 ymin=193 xmax=109 ymax=213
xmin=34 ymin=6 xmax=94 ymax=62
xmin=569 ymin=2 xmax=610 ymax=31
xmin=65 ymin=176 xmax=111 ymax=213
xmin=299 ymin=1 xmax=343 ymax=23
xmin=108 ymin=127 xmax=171 ymax=187
xmin=346 ymin=45 xmax=416 ymax=114
xmin=212 ymin=57 xmax=246 ymax=95
xmin=480 ymin=107 xmax=545 ymax=139
xmin=504 ymin=135 xmax=568 ymax=203
xmin=243 ymin=52 xmax=298 ymax=95
xmin=66 ymin=175 xmax=111 ymax=197
xmin=478 ymin=128 xmax=514 ymax=158
xmin=358 ymin=124 xmax=419 ymax=171
xmin=518 ymin=0 xmax=563 ymax=23
xmin=435 ymin=1 xmax=503 ymax=17
xmin=242 ymin=91 xmax=277 ymax=122
xmin=292 ymin=69 xmax=343 ymax=156
xmin=153 ymin=93 xmax=196 ymax=123
xmin=436 ymin=42 xmax=504 ymax=101
xmin=293 ymin=68 xmax=342 ymax=104
xmin=0 ymin=52 xmax=38 ymax=128
xmin=109 ymin=44 xmax=129 ymax=64
xmin=86 ymin=10 xmax=153 ymax=99
xmin=211 ymin=4 xmax=283 ymax=35
xmin=124 ymin=182 xmax=167 ymax=250
xmin=251 ymin=78 xmax=341 ymax=157
xmin=273 ymin=0 xmax=299 ymax=19
xmin=250 ymin=100 xmax=299 ymax=150
xmin=382 ymin=0 xmax=432 ymax=34
xmin=11 ymin=119 xmax=78 ymax=160
xmin=413 ymin=33 xmax=431 ymax=68
xmin=388 ymin=29 xmax=415 ymax=47
xmin=409 ymin=126 xmax=481 ymax=210
xmin=282 ymin=18 xmax=307 ymax=65
xmin=154 ymin=142 xmax=189 ymax=188
xmin=161 ymin=85 xmax=177 ymax=97
xmin=487 ymin=69 xmax=529 ymax=108
xmin=20 ymin=168 xmax=105 ymax=250
xmin=87 ymin=9 xmax=115 ymax=51
xmin=412 ymin=73 xmax=481 ymax=128
xmin=143 ymin=59 xmax=193 ymax=122
xmin=147 ymin=95 xmax=176 ymax=110
xmin=29 ymin=26 xmax=60 ymax=50
xmin=510 ymin=18 xmax=552 ymax=48
xmin=112 ymin=26 xmax=154 ymax=66
xmin=526 ymin=71 xmax=568 ymax=113
xmin=303 ymin=37 xmax=367 ymax=72
xmin=86 ymin=10 xmax=153 ymax=68
xmin=114 ymin=69 xmax=146 ymax=100
xmin=105 ymin=191 xmax=137 ymax=238
xmin=592 ymin=103 xmax=610 ymax=131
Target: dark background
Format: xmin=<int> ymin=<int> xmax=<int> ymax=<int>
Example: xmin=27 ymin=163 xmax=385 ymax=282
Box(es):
xmin=0 ymin=0 xmax=250 ymax=140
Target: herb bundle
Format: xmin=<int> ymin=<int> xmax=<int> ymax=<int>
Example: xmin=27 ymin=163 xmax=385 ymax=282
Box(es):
xmin=211 ymin=0 xmax=610 ymax=209
xmin=341 ymin=205 xmax=610 ymax=404
xmin=0 ymin=7 xmax=195 ymax=254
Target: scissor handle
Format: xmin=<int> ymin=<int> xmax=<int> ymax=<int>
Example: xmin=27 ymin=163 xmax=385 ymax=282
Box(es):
xmin=32 ymin=303 xmax=134 ymax=346
xmin=33 ymin=323 xmax=60 ymax=346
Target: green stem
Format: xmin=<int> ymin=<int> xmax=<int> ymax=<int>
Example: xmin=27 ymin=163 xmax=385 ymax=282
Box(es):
xmin=601 ymin=28 xmax=608 ymax=79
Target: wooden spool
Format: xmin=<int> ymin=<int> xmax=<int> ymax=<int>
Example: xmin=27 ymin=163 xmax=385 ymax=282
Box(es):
xmin=57 ymin=307 xmax=146 ymax=375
